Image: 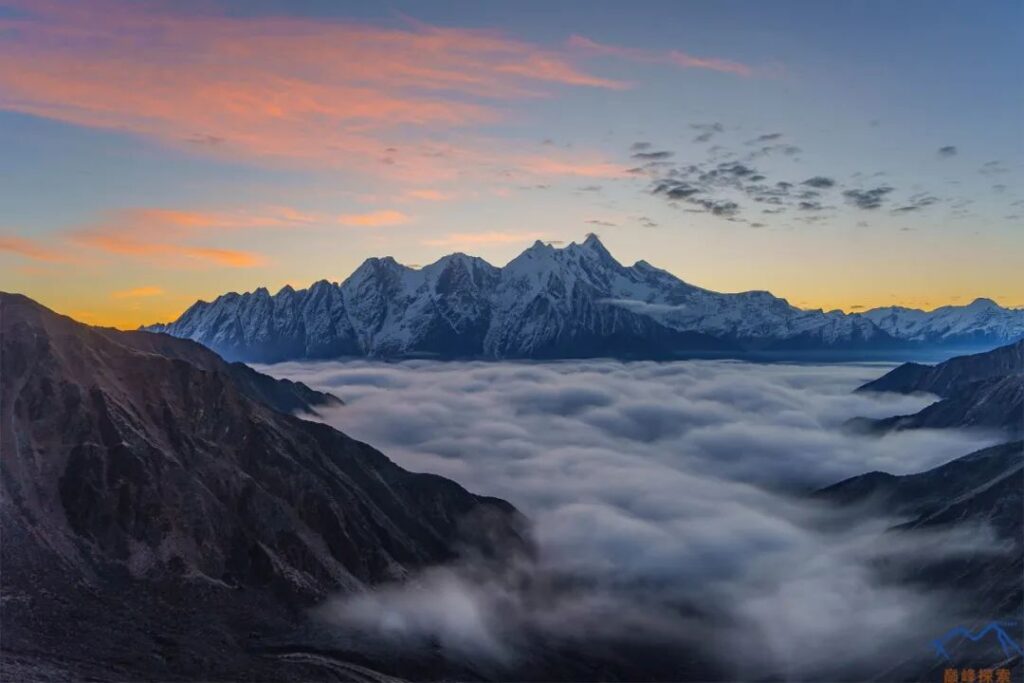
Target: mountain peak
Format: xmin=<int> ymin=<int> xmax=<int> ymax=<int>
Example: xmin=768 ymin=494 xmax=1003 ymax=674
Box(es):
xmin=517 ymin=235 xmax=611 ymax=261
xmin=580 ymin=232 xmax=614 ymax=258
xmin=423 ymin=252 xmax=500 ymax=281
xmin=146 ymin=239 xmax=1024 ymax=362
xmin=430 ymin=251 xmax=475 ymax=267
xmin=351 ymin=254 xmax=407 ymax=276
xmin=511 ymin=240 xmax=557 ymax=266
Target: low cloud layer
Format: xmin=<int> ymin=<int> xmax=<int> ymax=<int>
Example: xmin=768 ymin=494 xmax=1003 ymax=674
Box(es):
xmin=261 ymin=359 xmax=1002 ymax=679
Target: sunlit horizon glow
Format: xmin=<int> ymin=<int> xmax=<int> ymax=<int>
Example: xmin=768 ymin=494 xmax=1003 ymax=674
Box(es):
xmin=1 ymin=0 xmax=1021 ymax=328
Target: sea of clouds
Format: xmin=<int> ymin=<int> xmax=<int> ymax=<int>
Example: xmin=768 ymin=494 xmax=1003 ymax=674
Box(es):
xmin=258 ymin=359 xmax=1003 ymax=679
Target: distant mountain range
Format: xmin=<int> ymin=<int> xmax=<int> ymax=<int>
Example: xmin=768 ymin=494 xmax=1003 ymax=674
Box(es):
xmin=146 ymin=235 xmax=1024 ymax=362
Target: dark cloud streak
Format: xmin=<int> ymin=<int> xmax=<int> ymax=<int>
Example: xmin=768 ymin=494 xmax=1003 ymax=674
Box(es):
xmin=843 ymin=186 xmax=894 ymax=210
xmin=802 ymin=176 xmax=836 ymax=189
xmin=632 ymin=150 xmax=674 ymax=160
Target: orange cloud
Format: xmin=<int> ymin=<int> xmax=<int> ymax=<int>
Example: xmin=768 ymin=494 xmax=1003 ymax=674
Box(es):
xmin=0 ymin=235 xmax=76 ymax=263
xmin=114 ymin=207 xmax=320 ymax=231
xmin=8 ymin=202 xmax=420 ymax=273
xmin=111 ymin=285 xmax=164 ymax=299
xmin=422 ymin=231 xmax=546 ymax=247
xmin=568 ymin=35 xmax=754 ymax=77
xmin=336 ymin=210 xmax=411 ymax=227
xmin=495 ymin=55 xmax=629 ymax=89
xmin=59 ymin=205 xmax=306 ymax=268
xmin=180 ymin=247 xmax=264 ymax=267
xmin=0 ymin=1 xmax=627 ymax=177
xmin=75 ymin=231 xmax=264 ymax=268
xmin=56 ymin=203 xmax=414 ymax=267
xmin=405 ymin=189 xmax=456 ymax=202
xmin=519 ymin=156 xmax=630 ymax=179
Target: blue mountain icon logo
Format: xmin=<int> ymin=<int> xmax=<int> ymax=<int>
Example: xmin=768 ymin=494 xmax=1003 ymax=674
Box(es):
xmin=931 ymin=621 xmax=1024 ymax=662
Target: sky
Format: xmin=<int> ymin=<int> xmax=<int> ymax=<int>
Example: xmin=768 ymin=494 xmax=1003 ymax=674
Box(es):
xmin=1 ymin=0 xmax=1021 ymax=328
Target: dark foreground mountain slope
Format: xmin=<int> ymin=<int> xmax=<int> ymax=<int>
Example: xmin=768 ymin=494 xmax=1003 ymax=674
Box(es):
xmin=819 ymin=441 xmax=1023 ymax=676
xmin=857 ymin=339 xmax=1024 ymax=396
xmin=826 ymin=347 xmax=1024 ymax=676
xmin=0 ymin=293 xmax=528 ymax=681
xmin=819 ymin=440 xmax=1022 ymax=538
xmin=103 ymin=325 xmax=347 ymax=414
xmin=863 ymin=375 xmax=1023 ymax=433
xmin=839 ymin=345 xmax=1024 ymax=602
xmin=851 ymin=339 xmax=1024 ymax=435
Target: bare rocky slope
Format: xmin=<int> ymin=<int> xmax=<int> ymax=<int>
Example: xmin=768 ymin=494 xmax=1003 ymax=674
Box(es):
xmin=827 ymin=344 xmax=1024 ymax=677
xmin=819 ymin=440 xmax=1023 ymax=677
xmin=857 ymin=339 xmax=1024 ymax=396
xmin=852 ymin=339 xmax=1024 ymax=434
xmin=0 ymin=293 xmax=529 ymax=681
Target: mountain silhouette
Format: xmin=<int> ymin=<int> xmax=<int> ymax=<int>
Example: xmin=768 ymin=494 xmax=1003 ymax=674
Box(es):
xmin=147 ymin=236 xmax=1024 ymax=362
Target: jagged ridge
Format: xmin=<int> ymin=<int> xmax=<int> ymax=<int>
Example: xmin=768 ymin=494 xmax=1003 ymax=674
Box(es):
xmin=0 ymin=293 xmax=529 ymax=680
xmin=852 ymin=339 xmax=1024 ymax=434
xmin=147 ymin=235 xmax=1024 ymax=362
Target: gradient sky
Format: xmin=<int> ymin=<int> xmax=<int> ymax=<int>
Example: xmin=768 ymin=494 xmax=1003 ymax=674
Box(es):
xmin=1 ymin=0 xmax=1021 ymax=328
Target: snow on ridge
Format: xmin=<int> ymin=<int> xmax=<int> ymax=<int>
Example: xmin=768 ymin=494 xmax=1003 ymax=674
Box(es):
xmin=146 ymin=236 xmax=1024 ymax=360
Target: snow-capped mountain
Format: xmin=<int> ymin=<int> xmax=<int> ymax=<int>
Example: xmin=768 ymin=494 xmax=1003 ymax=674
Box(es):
xmin=146 ymin=235 xmax=1024 ymax=362
xmin=860 ymin=297 xmax=1023 ymax=345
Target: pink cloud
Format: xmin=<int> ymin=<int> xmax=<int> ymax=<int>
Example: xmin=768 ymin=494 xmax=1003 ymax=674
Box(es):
xmin=0 ymin=235 xmax=77 ymax=263
xmin=0 ymin=1 xmax=627 ymax=178
xmin=23 ymin=203 xmax=416 ymax=268
xmin=73 ymin=231 xmax=265 ymax=268
xmin=567 ymin=35 xmax=754 ymax=77
xmin=336 ymin=210 xmax=411 ymax=227
xmin=518 ymin=156 xmax=630 ymax=179
xmin=405 ymin=189 xmax=457 ymax=202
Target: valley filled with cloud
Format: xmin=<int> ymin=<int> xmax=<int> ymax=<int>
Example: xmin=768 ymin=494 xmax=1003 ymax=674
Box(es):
xmin=260 ymin=359 xmax=1004 ymax=678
